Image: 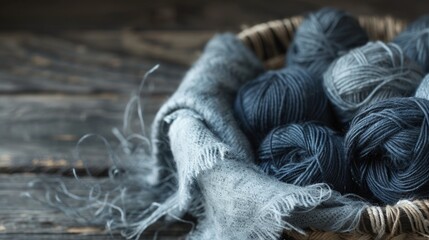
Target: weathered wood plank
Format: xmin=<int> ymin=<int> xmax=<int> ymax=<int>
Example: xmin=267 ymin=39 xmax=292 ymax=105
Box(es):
xmin=0 ymin=174 xmax=190 ymax=239
xmin=0 ymin=32 xmax=196 ymax=94
xmin=0 ymin=31 xmax=213 ymax=172
xmin=0 ymin=94 xmax=165 ymax=173
xmin=0 ymin=234 xmax=184 ymax=240
xmin=0 ymin=0 xmax=427 ymax=31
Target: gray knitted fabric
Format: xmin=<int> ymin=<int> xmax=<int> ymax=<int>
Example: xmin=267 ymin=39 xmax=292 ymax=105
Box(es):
xmin=138 ymin=33 xmax=366 ymax=239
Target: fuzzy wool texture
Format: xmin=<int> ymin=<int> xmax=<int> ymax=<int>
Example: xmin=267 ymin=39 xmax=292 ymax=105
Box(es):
xmin=323 ymin=41 xmax=424 ymax=125
xmin=286 ymin=8 xmax=369 ymax=76
xmin=142 ymin=33 xmax=367 ymax=239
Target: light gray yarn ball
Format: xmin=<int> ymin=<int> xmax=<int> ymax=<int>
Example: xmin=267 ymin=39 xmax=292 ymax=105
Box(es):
xmin=323 ymin=41 xmax=424 ymax=124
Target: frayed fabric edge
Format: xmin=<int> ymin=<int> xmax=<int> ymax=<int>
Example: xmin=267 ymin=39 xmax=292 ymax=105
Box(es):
xmin=254 ymin=184 xmax=333 ymax=239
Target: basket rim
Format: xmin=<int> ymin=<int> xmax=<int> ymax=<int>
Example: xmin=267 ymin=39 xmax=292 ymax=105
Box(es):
xmin=236 ymin=15 xmax=429 ymax=238
xmin=237 ymin=15 xmax=408 ymax=69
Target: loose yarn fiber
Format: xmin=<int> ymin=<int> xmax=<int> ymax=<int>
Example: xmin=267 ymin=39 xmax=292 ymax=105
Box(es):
xmin=286 ymin=7 xmax=368 ymax=76
xmin=323 ymin=41 xmax=424 ymax=124
xmin=258 ymin=123 xmax=350 ymax=193
xmin=415 ymin=74 xmax=429 ymax=99
xmin=345 ymin=97 xmax=429 ymax=204
xmin=393 ymin=15 xmax=429 ymax=73
xmin=234 ymin=66 xmax=333 ymax=147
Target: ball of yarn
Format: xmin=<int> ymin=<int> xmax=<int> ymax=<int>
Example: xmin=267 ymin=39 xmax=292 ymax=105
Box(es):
xmin=323 ymin=41 xmax=424 ymax=124
xmin=415 ymin=74 xmax=429 ymax=99
xmin=234 ymin=67 xmax=333 ymax=147
xmin=393 ymin=15 xmax=429 ymax=73
xmin=345 ymin=97 xmax=429 ymax=204
xmin=286 ymin=7 xmax=368 ymax=76
xmin=258 ymin=123 xmax=349 ymax=192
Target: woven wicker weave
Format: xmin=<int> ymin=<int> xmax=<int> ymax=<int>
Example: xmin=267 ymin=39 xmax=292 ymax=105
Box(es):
xmin=238 ymin=16 xmax=429 ymax=240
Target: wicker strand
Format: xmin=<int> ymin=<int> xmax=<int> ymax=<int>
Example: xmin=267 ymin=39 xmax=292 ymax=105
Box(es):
xmin=357 ymin=16 xmax=407 ymax=41
xmin=238 ymin=16 xmax=303 ymax=68
xmin=357 ymin=200 xmax=429 ymax=238
xmin=285 ymin=230 xmax=429 ymax=240
xmin=385 ymin=204 xmax=401 ymax=236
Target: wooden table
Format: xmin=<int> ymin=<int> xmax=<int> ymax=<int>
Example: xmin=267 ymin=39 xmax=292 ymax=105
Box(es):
xmin=1 ymin=1 xmax=428 ymax=239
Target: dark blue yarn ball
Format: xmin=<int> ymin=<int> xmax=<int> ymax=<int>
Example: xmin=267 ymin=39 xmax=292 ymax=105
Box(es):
xmin=345 ymin=97 xmax=429 ymax=204
xmin=258 ymin=123 xmax=350 ymax=193
xmin=286 ymin=7 xmax=369 ymax=76
xmin=393 ymin=15 xmax=429 ymax=73
xmin=234 ymin=66 xmax=333 ymax=147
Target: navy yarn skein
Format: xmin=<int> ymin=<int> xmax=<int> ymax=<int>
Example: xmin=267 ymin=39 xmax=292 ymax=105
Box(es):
xmin=258 ymin=123 xmax=349 ymax=193
xmin=286 ymin=7 xmax=368 ymax=76
xmin=393 ymin=15 xmax=429 ymax=73
xmin=234 ymin=67 xmax=333 ymax=147
xmin=345 ymin=97 xmax=429 ymax=204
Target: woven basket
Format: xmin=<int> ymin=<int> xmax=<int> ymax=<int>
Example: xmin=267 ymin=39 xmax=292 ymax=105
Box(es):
xmin=237 ymin=16 xmax=429 ymax=240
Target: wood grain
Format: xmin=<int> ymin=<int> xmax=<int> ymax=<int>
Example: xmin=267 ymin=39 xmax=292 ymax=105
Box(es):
xmin=0 ymin=29 xmax=206 ymax=238
xmin=0 ymin=31 xmax=210 ymax=173
xmin=0 ymin=235 xmax=183 ymax=240
xmin=0 ymin=94 xmax=155 ymax=173
xmin=59 ymin=31 xmax=214 ymax=66
xmin=0 ymin=32 xmax=200 ymax=94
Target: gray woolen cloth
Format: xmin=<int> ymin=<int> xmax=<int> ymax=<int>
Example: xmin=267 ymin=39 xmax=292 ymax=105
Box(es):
xmin=142 ymin=33 xmax=367 ymax=239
